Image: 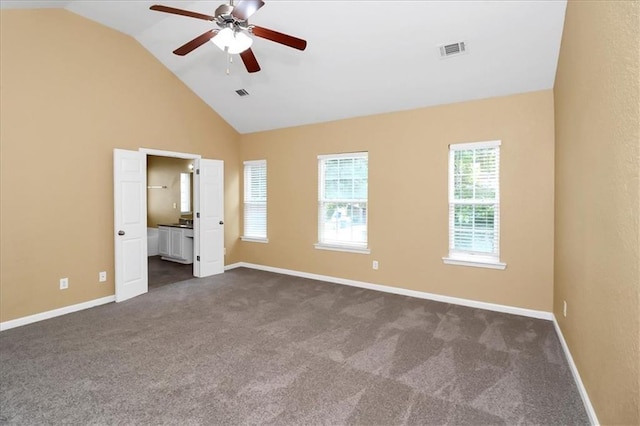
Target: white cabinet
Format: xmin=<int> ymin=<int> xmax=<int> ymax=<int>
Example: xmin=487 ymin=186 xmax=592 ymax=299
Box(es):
xmin=158 ymin=226 xmax=194 ymax=264
xmin=170 ymin=228 xmax=184 ymax=259
xmin=158 ymin=227 xmax=170 ymax=257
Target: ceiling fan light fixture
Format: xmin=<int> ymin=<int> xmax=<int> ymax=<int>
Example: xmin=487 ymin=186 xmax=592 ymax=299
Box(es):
xmin=151 ymin=1 xmax=306 ymax=73
xmin=212 ymin=28 xmax=253 ymax=54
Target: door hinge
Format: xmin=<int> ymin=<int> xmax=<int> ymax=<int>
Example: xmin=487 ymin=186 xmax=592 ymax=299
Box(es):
xmin=196 ymin=169 xmax=200 ymax=175
xmin=196 ymin=212 xmax=200 ymax=218
xmin=196 ymin=256 xmax=200 ymax=261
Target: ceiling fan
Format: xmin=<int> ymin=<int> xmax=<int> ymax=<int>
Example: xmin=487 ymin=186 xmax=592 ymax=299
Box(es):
xmin=150 ymin=0 xmax=307 ymax=73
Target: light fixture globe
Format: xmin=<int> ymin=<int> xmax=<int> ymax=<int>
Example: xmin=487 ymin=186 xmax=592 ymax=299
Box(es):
xmin=212 ymin=28 xmax=253 ymax=54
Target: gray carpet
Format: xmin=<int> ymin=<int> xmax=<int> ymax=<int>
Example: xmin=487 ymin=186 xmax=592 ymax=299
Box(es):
xmin=148 ymin=255 xmax=195 ymax=290
xmin=0 ymin=268 xmax=589 ymax=425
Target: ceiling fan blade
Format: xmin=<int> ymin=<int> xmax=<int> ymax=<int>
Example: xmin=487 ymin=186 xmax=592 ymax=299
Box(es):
xmin=240 ymin=48 xmax=261 ymax=73
xmin=173 ymin=30 xmax=218 ymax=56
xmin=251 ymin=26 xmax=307 ymax=51
xmin=150 ymin=5 xmax=215 ymax=21
xmin=231 ymin=0 xmax=265 ymax=21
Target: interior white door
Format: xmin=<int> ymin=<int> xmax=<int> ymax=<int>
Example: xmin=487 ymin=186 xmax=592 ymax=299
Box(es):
xmin=195 ymin=159 xmax=224 ymax=277
xmin=114 ymin=149 xmax=148 ymax=302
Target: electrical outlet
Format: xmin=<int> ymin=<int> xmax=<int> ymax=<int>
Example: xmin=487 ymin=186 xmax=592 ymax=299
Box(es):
xmin=372 ymin=260 xmax=379 ymax=270
xmin=563 ymin=300 xmax=567 ymax=317
xmin=99 ymin=271 xmax=107 ymax=282
xmin=59 ymin=278 xmax=69 ymax=290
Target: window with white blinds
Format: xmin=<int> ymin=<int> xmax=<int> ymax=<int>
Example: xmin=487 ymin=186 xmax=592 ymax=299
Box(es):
xmin=446 ymin=140 xmax=504 ymax=268
xmin=316 ymin=152 xmax=369 ymax=252
xmin=243 ymin=160 xmax=267 ymax=241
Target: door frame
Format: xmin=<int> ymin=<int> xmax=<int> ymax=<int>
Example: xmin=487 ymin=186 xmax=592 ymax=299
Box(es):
xmin=139 ymin=148 xmax=202 ymax=277
xmin=115 ymin=147 xmax=226 ymax=301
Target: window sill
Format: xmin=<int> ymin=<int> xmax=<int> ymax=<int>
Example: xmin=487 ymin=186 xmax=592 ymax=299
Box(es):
xmin=241 ymin=237 xmax=269 ymax=244
xmin=442 ymin=257 xmax=507 ymax=270
xmin=314 ymin=243 xmax=371 ymax=254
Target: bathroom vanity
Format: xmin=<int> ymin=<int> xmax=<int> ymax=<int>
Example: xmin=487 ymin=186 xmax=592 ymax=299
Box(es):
xmin=158 ymin=224 xmax=194 ymax=264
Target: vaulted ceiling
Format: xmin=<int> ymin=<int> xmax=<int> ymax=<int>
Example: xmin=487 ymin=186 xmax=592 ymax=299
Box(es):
xmin=1 ymin=1 xmax=567 ymax=134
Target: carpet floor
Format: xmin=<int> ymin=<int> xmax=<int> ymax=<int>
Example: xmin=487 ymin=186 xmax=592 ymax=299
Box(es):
xmin=0 ymin=268 xmax=589 ymax=425
xmin=148 ymin=256 xmax=194 ymax=290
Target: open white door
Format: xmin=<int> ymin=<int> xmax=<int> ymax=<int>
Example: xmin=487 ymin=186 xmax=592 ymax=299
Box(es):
xmin=114 ymin=149 xmax=148 ymax=302
xmin=194 ymin=159 xmax=224 ymax=277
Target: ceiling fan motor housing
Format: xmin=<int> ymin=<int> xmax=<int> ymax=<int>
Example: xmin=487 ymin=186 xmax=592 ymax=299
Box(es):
xmin=215 ymin=4 xmax=247 ymax=29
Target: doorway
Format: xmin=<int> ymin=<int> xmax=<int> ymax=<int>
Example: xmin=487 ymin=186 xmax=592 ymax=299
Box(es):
xmin=148 ymin=255 xmax=194 ymax=290
xmin=146 ymin=154 xmax=196 ymax=289
xmin=113 ymin=148 xmax=225 ymax=302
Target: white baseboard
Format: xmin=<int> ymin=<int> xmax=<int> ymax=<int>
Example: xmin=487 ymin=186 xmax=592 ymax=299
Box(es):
xmin=0 ymin=295 xmax=116 ymax=332
xmin=225 ymin=262 xmax=553 ymax=320
xmin=224 ymin=262 xmax=246 ymax=270
xmin=553 ymin=317 xmax=599 ymax=425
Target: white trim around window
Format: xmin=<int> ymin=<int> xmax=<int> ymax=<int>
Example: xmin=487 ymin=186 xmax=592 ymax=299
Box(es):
xmin=442 ymin=256 xmax=507 ymax=270
xmin=241 ymin=236 xmax=269 ymax=243
xmin=242 ymin=159 xmax=268 ymax=242
xmin=314 ymin=243 xmax=371 ymax=254
xmin=317 ymin=152 xmax=369 ymax=253
xmin=444 ymin=140 xmax=506 ymax=269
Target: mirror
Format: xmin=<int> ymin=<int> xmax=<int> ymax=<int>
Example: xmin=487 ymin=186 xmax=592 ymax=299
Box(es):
xmin=180 ymin=172 xmax=192 ymax=214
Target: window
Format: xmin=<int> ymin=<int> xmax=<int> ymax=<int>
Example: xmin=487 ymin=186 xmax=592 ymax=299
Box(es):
xmin=242 ymin=160 xmax=267 ymax=242
xmin=180 ymin=172 xmax=191 ymax=214
xmin=316 ymin=152 xmax=369 ymax=253
xmin=444 ymin=141 xmax=505 ymax=269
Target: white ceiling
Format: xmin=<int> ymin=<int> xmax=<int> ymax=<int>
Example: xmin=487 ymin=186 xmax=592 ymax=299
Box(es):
xmin=2 ymin=1 xmax=567 ymax=134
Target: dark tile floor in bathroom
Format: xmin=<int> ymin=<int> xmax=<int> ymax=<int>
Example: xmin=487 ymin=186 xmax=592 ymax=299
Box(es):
xmin=148 ymin=256 xmax=195 ymax=290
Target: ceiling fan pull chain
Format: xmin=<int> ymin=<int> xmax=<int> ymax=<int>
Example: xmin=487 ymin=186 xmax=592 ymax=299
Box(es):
xmin=226 ymin=48 xmax=231 ymax=75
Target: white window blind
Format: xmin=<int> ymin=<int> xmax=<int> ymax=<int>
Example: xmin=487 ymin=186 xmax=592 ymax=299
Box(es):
xmin=448 ymin=141 xmax=501 ymax=264
xmin=243 ymin=160 xmax=267 ymax=240
xmin=317 ymin=152 xmax=368 ymax=250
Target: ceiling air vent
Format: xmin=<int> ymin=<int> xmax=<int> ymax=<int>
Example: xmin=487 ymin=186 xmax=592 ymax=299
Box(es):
xmin=439 ymin=41 xmax=467 ymax=58
xmin=235 ymin=89 xmax=250 ymax=97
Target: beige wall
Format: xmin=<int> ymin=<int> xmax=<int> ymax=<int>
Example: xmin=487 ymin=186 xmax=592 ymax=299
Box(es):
xmin=238 ymin=90 xmax=556 ymax=312
xmin=3 ymin=5 xmax=637 ymax=422
xmin=0 ymin=10 xmax=241 ymax=322
xmin=147 ymin=156 xmax=193 ymax=228
xmin=553 ymin=1 xmax=640 ymax=424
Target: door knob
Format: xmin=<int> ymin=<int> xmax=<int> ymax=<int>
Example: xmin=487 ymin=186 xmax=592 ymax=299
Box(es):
xmin=118 ymin=230 xmax=125 ymax=236
xmin=219 ymin=221 xmax=224 ymax=225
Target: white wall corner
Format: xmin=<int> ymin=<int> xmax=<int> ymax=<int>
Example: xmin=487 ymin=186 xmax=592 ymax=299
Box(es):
xmin=224 ymin=262 xmax=245 ymax=271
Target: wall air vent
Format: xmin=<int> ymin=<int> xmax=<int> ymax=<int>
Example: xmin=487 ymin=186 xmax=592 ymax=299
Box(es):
xmin=439 ymin=41 xmax=467 ymax=58
xmin=235 ymin=89 xmax=250 ymax=97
